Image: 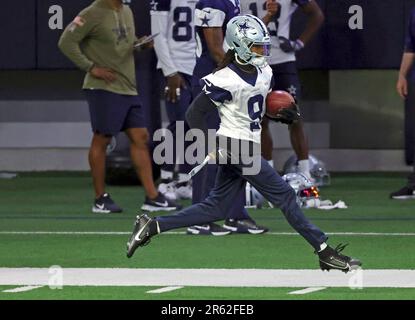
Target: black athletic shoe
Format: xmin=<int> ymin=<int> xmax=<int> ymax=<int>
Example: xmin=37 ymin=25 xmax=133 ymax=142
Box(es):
xmin=126 ymin=214 xmax=154 ymax=258
xmin=390 ymin=186 xmax=415 ymax=200
xmin=92 ymin=193 xmax=123 ymax=213
xmin=141 ymin=193 xmax=182 ymax=212
xmin=223 ymin=219 xmax=268 ymax=234
xmin=317 ymin=243 xmax=362 ymax=273
xmin=186 ymin=223 xmax=231 ymax=236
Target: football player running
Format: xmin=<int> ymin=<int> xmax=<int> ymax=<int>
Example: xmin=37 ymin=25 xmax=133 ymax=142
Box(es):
xmin=240 ymin=0 xmax=325 ymax=180
xmin=126 ymin=15 xmax=362 ymax=273
xmin=187 ymin=0 xmax=268 ymax=236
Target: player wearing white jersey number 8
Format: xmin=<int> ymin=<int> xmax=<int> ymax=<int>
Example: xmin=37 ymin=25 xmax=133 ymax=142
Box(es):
xmin=151 ymin=0 xmax=197 ymax=200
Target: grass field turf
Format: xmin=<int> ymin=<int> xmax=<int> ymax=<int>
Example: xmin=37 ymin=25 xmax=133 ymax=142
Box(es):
xmin=0 ymin=172 xmax=414 ymax=300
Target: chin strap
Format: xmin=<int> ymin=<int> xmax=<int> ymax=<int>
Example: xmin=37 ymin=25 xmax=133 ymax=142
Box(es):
xmin=235 ymin=53 xmax=267 ymax=68
xmin=235 ymin=53 xmax=250 ymax=65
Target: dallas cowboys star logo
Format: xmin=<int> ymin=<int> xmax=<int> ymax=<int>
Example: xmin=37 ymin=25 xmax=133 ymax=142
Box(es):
xmin=201 ymin=14 xmax=210 ymax=26
xmin=287 ymin=85 xmax=297 ymax=97
xmin=150 ymin=0 xmax=158 ymax=11
xmin=238 ymin=22 xmax=250 ymax=31
xmin=238 ymin=21 xmax=252 ymax=35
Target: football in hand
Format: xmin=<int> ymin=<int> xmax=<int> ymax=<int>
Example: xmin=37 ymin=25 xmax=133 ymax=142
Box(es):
xmin=266 ymin=90 xmax=295 ymax=118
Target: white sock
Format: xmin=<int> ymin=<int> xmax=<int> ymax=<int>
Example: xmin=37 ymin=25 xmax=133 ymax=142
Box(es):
xmin=177 ymin=173 xmax=189 ymax=183
xmin=319 ymin=243 xmax=328 ymax=252
xmin=161 ymin=170 xmax=173 ymax=180
xmin=298 ymin=159 xmax=311 ymax=177
xmin=267 ymin=159 xmax=274 ymax=168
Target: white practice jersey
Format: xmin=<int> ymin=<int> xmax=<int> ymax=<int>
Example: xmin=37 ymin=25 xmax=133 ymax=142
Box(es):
xmin=150 ymin=0 xmax=197 ymax=76
xmin=240 ymin=0 xmax=310 ymax=65
xmin=200 ymin=64 xmax=274 ymax=144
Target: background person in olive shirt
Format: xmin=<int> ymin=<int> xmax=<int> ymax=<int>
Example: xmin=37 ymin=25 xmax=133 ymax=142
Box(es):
xmin=59 ymin=0 xmax=180 ymax=213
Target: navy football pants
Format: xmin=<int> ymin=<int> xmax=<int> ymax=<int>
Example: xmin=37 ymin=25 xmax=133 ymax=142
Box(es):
xmin=156 ymin=157 xmax=328 ymax=250
xmin=191 ymin=83 xmax=250 ymax=221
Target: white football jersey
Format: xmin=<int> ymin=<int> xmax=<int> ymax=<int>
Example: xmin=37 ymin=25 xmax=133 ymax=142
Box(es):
xmin=150 ymin=0 xmax=197 ymax=76
xmin=200 ymin=64 xmax=274 ymax=144
xmin=240 ymin=0 xmax=310 ymax=65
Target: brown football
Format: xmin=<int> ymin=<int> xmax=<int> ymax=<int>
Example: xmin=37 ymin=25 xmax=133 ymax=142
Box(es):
xmin=266 ymin=90 xmax=295 ymax=118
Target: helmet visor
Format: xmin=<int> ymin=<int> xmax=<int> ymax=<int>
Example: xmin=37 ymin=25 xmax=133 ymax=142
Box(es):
xmin=251 ymin=43 xmax=271 ymax=57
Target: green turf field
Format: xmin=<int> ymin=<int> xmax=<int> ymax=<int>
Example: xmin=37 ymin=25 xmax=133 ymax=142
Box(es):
xmin=0 ymin=172 xmax=414 ymax=300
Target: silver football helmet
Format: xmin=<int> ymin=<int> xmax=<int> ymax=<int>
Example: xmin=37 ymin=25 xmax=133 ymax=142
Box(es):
xmin=282 ymin=173 xmax=320 ymax=208
xmin=225 ymin=14 xmax=271 ymax=68
xmin=245 ymin=183 xmax=264 ymax=209
xmin=106 ymin=136 xmax=117 ymax=155
xmin=283 ymin=154 xmax=331 ymax=186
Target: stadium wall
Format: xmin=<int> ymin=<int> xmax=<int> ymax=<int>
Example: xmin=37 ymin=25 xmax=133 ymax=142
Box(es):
xmin=0 ymin=0 xmax=414 ymax=172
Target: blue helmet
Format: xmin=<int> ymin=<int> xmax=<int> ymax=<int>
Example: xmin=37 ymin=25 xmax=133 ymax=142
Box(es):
xmin=225 ymin=14 xmax=271 ymax=68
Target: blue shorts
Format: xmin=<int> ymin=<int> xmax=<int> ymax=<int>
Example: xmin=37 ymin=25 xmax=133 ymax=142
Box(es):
xmin=270 ymin=61 xmax=302 ymax=100
xmin=84 ymin=89 xmax=145 ymax=136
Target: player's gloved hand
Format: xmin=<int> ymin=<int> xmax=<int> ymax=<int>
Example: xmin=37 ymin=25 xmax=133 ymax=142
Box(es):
xmin=266 ymin=103 xmax=301 ymax=125
xmin=278 ymin=36 xmax=304 ymax=53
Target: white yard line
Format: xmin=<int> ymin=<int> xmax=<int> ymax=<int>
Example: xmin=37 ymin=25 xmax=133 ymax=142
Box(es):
xmin=0 ymin=268 xmax=414 ymax=288
xmin=146 ymin=286 xmax=184 ymax=294
xmin=2 ymin=285 xmax=44 ymax=293
xmin=1 ymin=231 xmax=415 ymax=236
xmin=0 ymin=231 xmax=128 ymax=235
xmin=288 ymin=287 xmax=327 ymax=295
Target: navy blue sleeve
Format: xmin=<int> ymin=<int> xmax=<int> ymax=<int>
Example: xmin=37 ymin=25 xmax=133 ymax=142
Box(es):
xmin=150 ymin=0 xmax=171 ymax=12
xmin=196 ymin=0 xmax=226 ymax=12
xmin=293 ymin=0 xmax=310 ymax=7
xmin=186 ymin=93 xmax=217 ymax=131
xmin=405 ymin=9 xmax=415 ymax=53
xmin=199 ymin=78 xmax=232 ymax=103
xmin=269 ymin=76 xmax=275 ymax=91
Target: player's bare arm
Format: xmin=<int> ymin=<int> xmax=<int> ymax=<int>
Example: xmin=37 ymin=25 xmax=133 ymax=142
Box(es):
xmin=262 ymin=0 xmax=280 ymax=25
xmin=203 ymin=27 xmax=226 ymax=64
xmin=298 ymin=0 xmax=325 ymax=46
xmin=397 ymin=53 xmax=415 ymax=99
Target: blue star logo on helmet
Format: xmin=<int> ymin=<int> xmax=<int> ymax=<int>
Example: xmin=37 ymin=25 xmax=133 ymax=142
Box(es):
xmin=238 ymin=21 xmax=251 ymax=33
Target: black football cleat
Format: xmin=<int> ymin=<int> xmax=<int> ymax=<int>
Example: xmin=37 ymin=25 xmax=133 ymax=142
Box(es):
xmin=126 ymin=214 xmax=154 ymax=258
xmin=390 ymin=186 xmax=415 ymax=200
xmin=186 ymin=223 xmax=231 ymax=236
xmin=223 ymin=219 xmax=268 ymax=234
xmin=317 ymin=243 xmax=362 ymax=273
